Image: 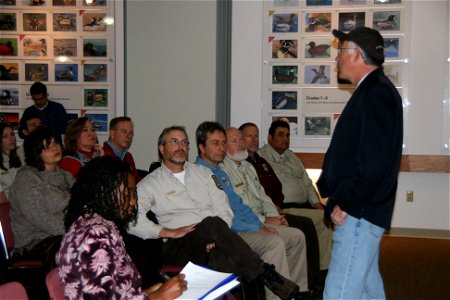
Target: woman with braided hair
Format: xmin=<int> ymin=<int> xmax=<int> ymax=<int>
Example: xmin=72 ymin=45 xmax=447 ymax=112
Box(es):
xmin=56 ymin=156 xmax=187 ymax=300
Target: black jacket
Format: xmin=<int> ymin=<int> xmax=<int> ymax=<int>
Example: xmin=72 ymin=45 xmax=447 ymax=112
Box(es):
xmin=317 ymin=68 xmax=403 ymax=229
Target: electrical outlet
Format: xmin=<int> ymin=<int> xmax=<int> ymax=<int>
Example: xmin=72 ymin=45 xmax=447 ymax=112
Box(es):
xmin=406 ymin=191 xmax=414 ymax=202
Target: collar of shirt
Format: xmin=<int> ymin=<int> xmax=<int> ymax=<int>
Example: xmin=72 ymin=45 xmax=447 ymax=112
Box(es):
xmin=106 ymin=140 xmax=128 ymax=160
xmin=265 ymin=144 xmax=288 ymax=163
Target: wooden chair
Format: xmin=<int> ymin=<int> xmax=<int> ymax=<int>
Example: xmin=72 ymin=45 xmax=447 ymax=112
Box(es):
xmin=0 ymin=281 xmax=28 ymax=299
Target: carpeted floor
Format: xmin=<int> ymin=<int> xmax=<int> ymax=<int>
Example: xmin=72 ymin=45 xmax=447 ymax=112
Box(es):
xmin=379 ymin=236 xmax=450 ymax=300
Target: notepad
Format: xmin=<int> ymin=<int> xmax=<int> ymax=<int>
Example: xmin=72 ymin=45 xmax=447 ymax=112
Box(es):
xmin=176 ymin=261 xmax=240 ymax=300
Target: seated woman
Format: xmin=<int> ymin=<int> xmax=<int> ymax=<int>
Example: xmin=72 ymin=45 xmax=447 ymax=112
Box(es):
xmin=9 ymin=126 xmax=74 ymax=268
xmin=0 ymin=122 xmax=22 ymax=203
xmin=59 ymin=117 xmax=103 ymax=177
xmin=57 ymin=156 xmax=187 ymax=299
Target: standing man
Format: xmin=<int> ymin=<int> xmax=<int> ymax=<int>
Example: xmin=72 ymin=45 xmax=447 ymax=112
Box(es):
xmin=128 ymin=125 xmax=300 ymax=300
xmin=22 ymin=82 xmax=67 ymax=144
xmin=103 ymin=116 xmax=141 ymax=183
xmin=258 ymin=120 xmax=332 ymax=271
xmin=317 ymin=27 xmax=403 ymax=299
xmin=194 ymin=122 xmax=308 ymax=300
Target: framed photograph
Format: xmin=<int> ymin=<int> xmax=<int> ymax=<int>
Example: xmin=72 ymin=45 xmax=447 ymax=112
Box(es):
xmin=84 ymin=88 xmax=108 ymax=107
xmin=23 ymin=36 xmax=48 ymax=57
xmin=23 ymin=0 xmax=47 ymax=6
xmin=0 ymin=87 xmax=19 ymax=106
xmin=52 ymin=0 xmax=76 ymax=6
xmin=304 ymin=116 xmax=331 ymax=136
xmin=272 ymin=39 xmax=298 ymax=59
xmin=67 ymin=112 xmax=78 ymax=121
xmin=0 ymin=13 xmax=17 ymax=31
xmin=304 ymin=13 xmax=331 ymax=33
xmin=0 ymin=112 xmax=19 ymax=129
xmin=0 ymin=0 xmax=16 ymax=5
xmin=84 ymin=113 xmax=108 ymax=132
xmin=83 ymin=38 xmax=107 ymax=57
xmin=272 ymin=116 xmax=298 ymax=135
xmin=83 ymin=63 xmax=107 ymax=82
xmin=272 ymin=13 xmax=298 ymax=33
xmin=272 ymin=91 xmax=298 ymax=110
xmin=384 ymin=37 xmax=400 ymax=58
xmin=304 ymin=38 xmax=331 ymax=59
xmin=53 ymin=13 xmax=77 ymax=32
xmin=338 ymin=12 xmax=365 ymax=32
xmin=0 ymin=62 xmax=19 ymax=81
xmin=340 ymin=0 xmax=367 ymax=5
xmin=374 ymin=0 xmax=401 ymax=4
xmin=0 ymin=37 xmax=18 ymax=56
xmin=82 ymin=13 xmax=107 ymax=32
xmin=23 ymin=13 xmax=47 ymax=32
xmin=304 ymin=65 xmax=331 ymax=85
xmin=82 ymin=0 xmax=107 ymax=6
xmin=272 ymin=65 xmax=298 ymax=84
xmin=54 ymin=63 xmax=78 ymax=81
xmin=384 ymin=63 xmax=401 ymax=86
xmin=373 ymin=11 xmax=400 ymax=31
xmin=53 ymin=38 xmax=77 ymax=57
xmin=25 ymin=63 xmax=48 ymax=81
xmin=306 ymin=0 xmax=332 ymax=6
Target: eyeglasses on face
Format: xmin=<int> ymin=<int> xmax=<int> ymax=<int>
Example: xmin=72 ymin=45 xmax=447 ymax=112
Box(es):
xmin=165 ymin=138 xmax=190 ymax=146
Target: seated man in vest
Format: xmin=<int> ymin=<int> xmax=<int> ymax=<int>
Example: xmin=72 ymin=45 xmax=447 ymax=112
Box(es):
xmin=223 ymin=127 xmax=323 ymax=296
xmin=103 ymin=116 xmax=141 ymax=182
xmin=128 ymin=125 xmax=301 ymax=300
xmin=255 ymin=120 xmax=332 ymax=271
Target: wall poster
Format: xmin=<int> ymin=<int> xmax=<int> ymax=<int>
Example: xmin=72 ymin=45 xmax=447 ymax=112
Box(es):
xmin=262 ymin=0 xmax=410 ymax=149
xmin=0 ymin=0 xmax=119 ymax=143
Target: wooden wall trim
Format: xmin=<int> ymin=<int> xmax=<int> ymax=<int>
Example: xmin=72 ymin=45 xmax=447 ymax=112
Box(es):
xmin=295 ymin=153 xmax=450 ymax=173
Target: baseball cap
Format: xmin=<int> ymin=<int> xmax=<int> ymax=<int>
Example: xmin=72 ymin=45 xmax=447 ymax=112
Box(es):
xmin=332 ymin=27 xmax=385 ymax=66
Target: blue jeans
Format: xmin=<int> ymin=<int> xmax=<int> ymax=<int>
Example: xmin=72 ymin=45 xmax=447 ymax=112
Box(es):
xmin=323 ymin=215 xmax=386 ymax=300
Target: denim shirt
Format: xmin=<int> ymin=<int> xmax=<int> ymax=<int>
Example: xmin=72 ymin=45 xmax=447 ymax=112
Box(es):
xmin=195 ymin=156 xmax=263 ymax=233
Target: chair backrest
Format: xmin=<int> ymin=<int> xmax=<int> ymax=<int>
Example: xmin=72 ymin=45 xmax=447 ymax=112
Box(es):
xmin=0 ymin=281 xmax=28 ymax=299
xmin=46 ymin=268 xmax=65 ymax=300
xmin=0 ymin=202 xmax=14 ymax=250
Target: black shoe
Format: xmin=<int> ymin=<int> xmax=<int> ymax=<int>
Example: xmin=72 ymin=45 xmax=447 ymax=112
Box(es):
xmin=293 ymin=288 xmax=323 ymax=300
xmin=260 ymin=263 xmax=299 ymax=300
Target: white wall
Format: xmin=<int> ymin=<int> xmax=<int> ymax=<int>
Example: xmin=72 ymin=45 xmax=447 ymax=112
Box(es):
xmin=126 ymin=0 xmax=217 ymax=167
xmin=231 ymin=0 xmax=450 ymax=231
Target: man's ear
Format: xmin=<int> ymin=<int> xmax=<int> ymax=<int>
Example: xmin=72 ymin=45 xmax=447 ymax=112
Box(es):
xmin=199 ymin=144 xmax=205 ymax=156
xmin=158 ymin=144 xmax=164 ymax=157
xmin=21 ymin=129 xmax=27 ymax=137
xmin=268 ymin=135 xmax=273 ymax=144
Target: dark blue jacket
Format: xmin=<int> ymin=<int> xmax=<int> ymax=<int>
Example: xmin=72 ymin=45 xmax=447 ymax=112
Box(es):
xmin=317 ymin=68 xmax=403 ymax=229
xmin=22 ymin=101 xmax=68 ymax=144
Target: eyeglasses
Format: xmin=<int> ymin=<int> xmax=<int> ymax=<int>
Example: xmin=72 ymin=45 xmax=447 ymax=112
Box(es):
xmin=165 ymin=138 xmax=190 ymax=146
xmin=337 ymin=47 xmax=356 ymax=55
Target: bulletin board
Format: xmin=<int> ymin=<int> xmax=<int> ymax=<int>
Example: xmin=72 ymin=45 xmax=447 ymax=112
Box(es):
xmin=0 ymin=0 xmax=122 ymax=142
xmin=262 ymin=0 xmax=411 ymax=150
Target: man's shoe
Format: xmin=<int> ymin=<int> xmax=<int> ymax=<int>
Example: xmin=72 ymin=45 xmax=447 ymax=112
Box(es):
xmin=260 ymin=263 xmax=299 ymax=300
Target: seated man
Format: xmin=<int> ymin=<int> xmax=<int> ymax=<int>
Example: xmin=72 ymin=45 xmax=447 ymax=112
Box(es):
xmin=255 ymin=120 xmax=332 ymax=270
xmin=127 ymin=125 xmax=300 ymax=300
xmin=194 ymin=122 xmax=309 ymax=300
xmin=223 ymin=127 xmax=322 ymax=294
xmin=103 ymin=116 xmax=141 ymax=182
